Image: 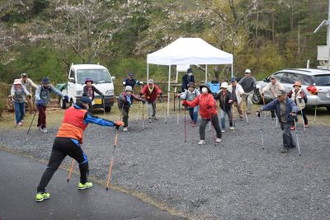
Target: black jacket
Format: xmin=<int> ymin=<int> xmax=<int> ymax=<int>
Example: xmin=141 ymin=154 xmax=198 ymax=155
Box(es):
xmin=215 ymin=90 xmax=233 ymax=111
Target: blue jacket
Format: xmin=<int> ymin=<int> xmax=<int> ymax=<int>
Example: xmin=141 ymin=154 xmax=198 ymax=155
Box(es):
xmin=261 ymin=97 xmax=298 ymax=123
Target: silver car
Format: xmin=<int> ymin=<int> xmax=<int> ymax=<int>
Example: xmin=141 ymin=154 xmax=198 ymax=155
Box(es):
xmin=256 ymin=68 xmax=330 ymax=111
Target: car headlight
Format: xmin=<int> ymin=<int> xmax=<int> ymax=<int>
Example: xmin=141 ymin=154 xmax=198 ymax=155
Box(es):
xmin=76 ymin=90 xmax=83 ymax=96
xmin=105 ymin=90 xmax=114 ymax=96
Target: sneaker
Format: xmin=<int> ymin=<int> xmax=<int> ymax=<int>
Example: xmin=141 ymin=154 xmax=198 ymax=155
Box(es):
xmin=41 ymin=128 xmax=48 ymax=133
xmin=148 ymin=118 xmax=152 ymax=123
xmin=281 ymin=147 xmax=289 ymax=153
xmin=221 ymin=129 xmax=225 ymax=133
xmin=18 ymin=122 xmax=23 ymax=126
xmin=78 ymin=182 xmax=93 ymax=190
xmin=123 ymin=127 xmax=128 ymax=132
xmin=192 ymin=123 xmax=197 ymax=127
xmin=216 ymin=138 xmax=222 ymax=143
xmin=198 ymin=140 xmax=206 ymax=145
xmin=35 ymin=192 xmax=51 ymax=202
xmin=304 ymin=124 xmax=308 ymax=128
xmin=290 ymin=126 xmax=295 ymax=130
xmin=152 ymin=117 xmax=158 ymax=121
xmin=229 ymin=126 xmax=234 ymax=130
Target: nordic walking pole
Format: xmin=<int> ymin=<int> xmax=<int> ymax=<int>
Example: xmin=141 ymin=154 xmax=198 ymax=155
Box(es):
xmin=66 ymin=159 xmax=75 ymax=182
xmin=256 ymin=111 xmax=264 ymax=148
xmin=176 ymin=96 xmax=180 ymax=127
xmin=184 ymin=105 xmax=187 ymax=142
xmin=106 ymin=127 xmax=119 ymax=190
xmin=27 ymin=109 xmax=37 ymax=135
xmin=314 ymin=105 xmax=317 ymax=124
xmin=102 ymin=96 xmax=106 ymax=117
xmin=293 ymin=117 xmax=301 ymax=156
xmin=141 ymin=102 xmax=145 ymax=130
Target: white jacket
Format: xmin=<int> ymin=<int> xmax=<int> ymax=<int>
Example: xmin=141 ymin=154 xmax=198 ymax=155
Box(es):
xmin=228 ymin=83 xmax=245 ymax=104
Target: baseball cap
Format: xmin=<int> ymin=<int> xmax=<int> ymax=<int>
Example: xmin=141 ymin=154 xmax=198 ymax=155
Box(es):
xmin=245 ymin=69 xmax=251 ymax=73
xmin=21 ymin=73 xmax=27 ymax=77
xmin=125 ymin=85 xmax=133 ymax=92
xmin=41 ymin=77 xmax=50 ymax=84
xmin=276 ymin=90 xmax=286 ymax=97
xmin=147 ymin=79 xmax=154 ymax=84
xmin=80 ymin=96 xmax=92 ymax=104
xmin=230 ymin=77 xmax=236 ymax=82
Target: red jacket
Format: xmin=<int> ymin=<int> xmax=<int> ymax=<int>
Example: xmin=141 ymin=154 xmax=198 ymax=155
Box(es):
xmin=141 ymin=84 xmax=162 ymax=103
xmin=185 ymin=93 xmax=217 ymax=119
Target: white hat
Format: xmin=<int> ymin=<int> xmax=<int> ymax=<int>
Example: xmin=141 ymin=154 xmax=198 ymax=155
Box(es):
xmin=13 ymin=79 xmax=22 ymax=85
xmin=220 ymin=82 xmax=229 ymax=89
xmin=147 ymin=79 xmax=154 ymax=84
xmin=125 ymin=85 xmax=133 ymax=92
xmin=245 ymin=69 xmax=251 ymax=73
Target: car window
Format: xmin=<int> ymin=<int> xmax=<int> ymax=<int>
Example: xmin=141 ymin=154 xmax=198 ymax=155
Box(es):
xmin=273 ymin=72 xmax=284 ymax=80
xmin=297 ymin=74 xmax=313 ymax=86
xmin=314 ymin=74 xmax=330 ymax=86
xmin=280 ymin=72 xmax=295 ymax=84
xmin=69 ymin=70 xmax=75 ymax=79
xmin=77 ymin=69 xmax=112 ymax=84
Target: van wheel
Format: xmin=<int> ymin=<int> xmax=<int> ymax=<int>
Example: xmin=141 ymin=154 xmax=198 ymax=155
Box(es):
xmin=105 ymin=107 xmax=111 ymax=113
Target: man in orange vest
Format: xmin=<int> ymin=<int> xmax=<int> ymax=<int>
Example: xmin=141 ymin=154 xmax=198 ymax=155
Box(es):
xmin=35 ymin=96 xmax=124 ymax=202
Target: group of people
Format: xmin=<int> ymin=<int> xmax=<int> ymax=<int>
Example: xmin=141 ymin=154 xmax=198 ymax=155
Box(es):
xmin=7 ymin=69 xmax=308 ymax=202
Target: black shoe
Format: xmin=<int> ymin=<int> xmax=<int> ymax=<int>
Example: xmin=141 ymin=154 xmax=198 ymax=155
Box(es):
xmin=289 ymin=145 xmax=296 ymax=149
xmin=281 ymin=147 xmax=289 ymax=153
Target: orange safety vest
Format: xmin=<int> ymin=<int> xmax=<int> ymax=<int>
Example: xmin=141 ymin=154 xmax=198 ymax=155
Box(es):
xmin=56 ymin=107 xmax=88 ymax=144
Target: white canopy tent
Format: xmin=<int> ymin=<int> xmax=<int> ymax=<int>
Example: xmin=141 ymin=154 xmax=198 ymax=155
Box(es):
xmin=146 ymin=37 xmax=234 ymax=116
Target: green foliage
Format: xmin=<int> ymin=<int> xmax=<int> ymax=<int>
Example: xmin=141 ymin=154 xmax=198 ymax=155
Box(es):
xmin=0 ymin=82 xmax=10 ymax=118
xmin=5 ymin=44 xmax=67 ymax=84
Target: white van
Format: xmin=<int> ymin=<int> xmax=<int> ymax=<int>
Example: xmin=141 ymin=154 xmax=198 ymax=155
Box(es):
xmin=60 ymin=64 xmax=116 ymax=112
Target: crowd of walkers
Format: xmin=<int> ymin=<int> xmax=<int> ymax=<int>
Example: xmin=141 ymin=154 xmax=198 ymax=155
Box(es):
xmin=7 ymin=68 xmax=309 ymax=202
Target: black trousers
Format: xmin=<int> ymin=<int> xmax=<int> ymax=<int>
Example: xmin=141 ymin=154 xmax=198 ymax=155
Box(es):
xmin=199 ymin=114 xmax=222 ymax=140
xmin=37 ymin=137 xmax=89 ymax=193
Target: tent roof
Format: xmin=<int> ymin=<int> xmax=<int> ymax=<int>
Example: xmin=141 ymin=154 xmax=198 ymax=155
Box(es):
xmin=147 ymin=37 xmax=233 ymax=65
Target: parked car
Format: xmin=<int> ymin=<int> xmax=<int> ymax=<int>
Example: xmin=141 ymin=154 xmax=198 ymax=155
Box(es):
xmin=58 ymin=64 xmax=116 ymax=112
xmin=256 ymin=68 xmax=330 ymax=111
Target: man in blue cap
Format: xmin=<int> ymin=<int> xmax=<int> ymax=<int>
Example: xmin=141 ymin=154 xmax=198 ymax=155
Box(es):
xmin=122 ymin=72 xmax=143 ymax=89
xmin=35 ymin=77 xmax=68 ymax=133
xmin=35 ymin=96 xmax=124 ymax=202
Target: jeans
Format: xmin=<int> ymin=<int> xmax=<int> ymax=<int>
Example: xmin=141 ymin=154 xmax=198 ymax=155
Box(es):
xmin=281 ymin=123 xmax=296 ymax=149
xmin=37 ymin=137 xmax=89 ymax=193
xmin=220 ymin=109 xmax=233 ymax=129
xmin=199 ymin=114 xmax=222 ymax=140
xmin=188 ymin=106 xmax=198 ymax=123
xmin=14 ymin=102 xmax=25 ymax=124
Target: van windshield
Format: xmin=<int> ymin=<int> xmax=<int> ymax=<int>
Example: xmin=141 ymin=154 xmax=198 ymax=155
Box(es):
xmin=77 ymin=69 xmax=112 ymax=84
xmin=314 ymin=74 xmax=330 ymax=86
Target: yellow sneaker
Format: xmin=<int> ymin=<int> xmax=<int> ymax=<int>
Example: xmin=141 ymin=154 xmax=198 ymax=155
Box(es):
xmin=35 ymin=192 xmax=50 ymax=202
xmin=78 ymin=182 xmax=93 ymax=190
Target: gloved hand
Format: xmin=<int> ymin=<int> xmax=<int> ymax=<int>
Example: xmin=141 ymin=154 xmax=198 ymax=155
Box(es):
xmin=256 ymin=111 xmax=261 ymax=118
xmin=36 ymin=99 xmax=44 ymax=107
xmin=115 ymin=121 xmax=124 ymax=129
xmin=139 ymin=81 xmax=144 ymax=85
xmin=62 ymin=95 xmax=69 ymax=103
xmin=181 ymin=100 xmax=188 ymax=106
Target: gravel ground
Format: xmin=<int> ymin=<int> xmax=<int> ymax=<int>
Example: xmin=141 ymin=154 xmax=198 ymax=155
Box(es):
xmin=1 ymin=112 xmax=330 ymax=219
